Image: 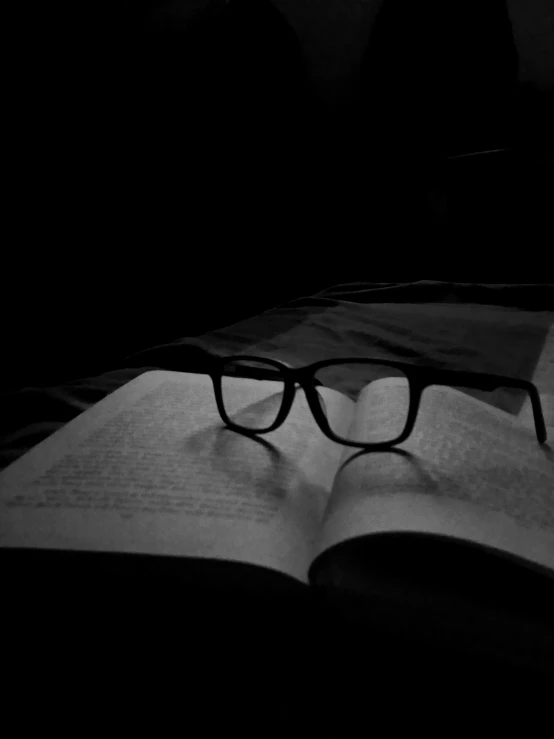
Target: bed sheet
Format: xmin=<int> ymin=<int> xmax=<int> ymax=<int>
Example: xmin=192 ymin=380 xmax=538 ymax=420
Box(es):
xmin=1 ymin=281 xmax=552 ymax=472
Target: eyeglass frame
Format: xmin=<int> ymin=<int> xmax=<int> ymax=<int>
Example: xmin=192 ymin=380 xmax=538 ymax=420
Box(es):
xmin=209 ymin=355 xmax=547 ymax=448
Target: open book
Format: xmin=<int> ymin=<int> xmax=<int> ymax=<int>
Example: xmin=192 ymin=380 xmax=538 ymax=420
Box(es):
xmin=1 ymin=370 xmax=553 ymax=584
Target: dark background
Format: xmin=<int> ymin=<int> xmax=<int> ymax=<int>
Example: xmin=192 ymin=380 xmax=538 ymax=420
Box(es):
xmin=3 ymin=0 xmax=553 ymax=387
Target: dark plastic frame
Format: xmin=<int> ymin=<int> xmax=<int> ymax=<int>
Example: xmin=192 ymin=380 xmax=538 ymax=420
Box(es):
xmin=210 ymin=355 xmax=547 ymax=448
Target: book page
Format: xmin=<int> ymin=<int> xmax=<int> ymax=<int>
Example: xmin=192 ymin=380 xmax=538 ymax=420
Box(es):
xmin=315 ymin=379 xmax=554 ymax=572
xmin=0 ymin=371 xmax=354 ymax=583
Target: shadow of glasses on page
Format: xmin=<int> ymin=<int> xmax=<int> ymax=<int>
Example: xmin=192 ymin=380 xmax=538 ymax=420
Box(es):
xmin=185 ymin=418 xmax=293 ymax=503
xmin=337 ymin=446 xmax=438 ymax=481
xmin=335 ymin=442 xmax=554 ymax=532
xmin=339 ymin=438 xmax=554 ymax=476
xmin=327 ymin=446 xmax=460 ymax=519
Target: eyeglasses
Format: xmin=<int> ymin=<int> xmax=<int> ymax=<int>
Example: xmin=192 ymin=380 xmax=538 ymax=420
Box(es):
xmin=209 ymin=356 xmax=547 ymax=448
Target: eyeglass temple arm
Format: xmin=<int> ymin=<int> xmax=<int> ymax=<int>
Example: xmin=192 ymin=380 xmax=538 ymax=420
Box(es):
xmin=426 ymin=368 xmax=547 ymax=444
xmin=526 ymin=384 xmax=548 ymax=444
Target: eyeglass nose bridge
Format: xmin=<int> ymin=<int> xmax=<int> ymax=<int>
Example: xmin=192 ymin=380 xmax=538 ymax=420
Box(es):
xmin=299 ymin=380 xmax=336 ymax=435
xmin=265 ymin=377 xmax=299 ymax=431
